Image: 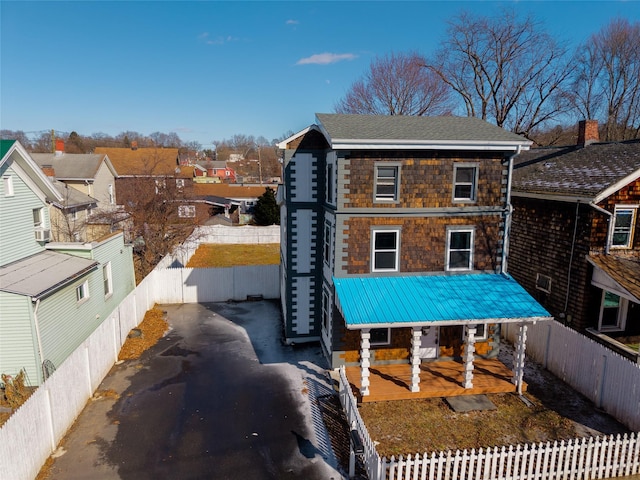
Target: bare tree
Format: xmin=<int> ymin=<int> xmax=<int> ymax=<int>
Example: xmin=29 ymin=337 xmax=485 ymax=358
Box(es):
xmin=335 ymin=52 xmax=453 ymax=116
xmin=571 ymin=18 xmax=640 ymax=140
xmin=427 ymin=11 xmax=573 ymax=137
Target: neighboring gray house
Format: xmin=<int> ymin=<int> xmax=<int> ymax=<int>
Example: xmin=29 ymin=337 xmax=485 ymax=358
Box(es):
xmin=0 ymin=140 xmax=136 ymax=385
xmin=31 ymin=139 xmax=118 ymax=212
xmin=48 ymin=179 xmax=98 ymax=242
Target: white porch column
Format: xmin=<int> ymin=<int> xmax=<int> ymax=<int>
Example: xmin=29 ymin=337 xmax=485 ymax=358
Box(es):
xmin=360 ymin=329 xmax=371 ymax=397
xmin=512 ymin=322 xmax=528 ymax=395
xmin=410 ymin=327 xmax=422 ymax=392
xmin=463 ymin=325 xmax=477 ymax=389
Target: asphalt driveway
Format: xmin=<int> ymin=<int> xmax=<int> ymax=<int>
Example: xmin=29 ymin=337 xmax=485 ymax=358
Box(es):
xmin=41 ymin=301 xmax=345 ymax=480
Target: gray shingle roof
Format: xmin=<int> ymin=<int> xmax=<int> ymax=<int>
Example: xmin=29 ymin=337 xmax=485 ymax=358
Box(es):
xmin=31 ymin=153 xmax=109 ymax=180
xmin=316 ymin=113 xmax=531 ymax=145
xmin=513 ymin=140 xmax=640 ymax=199
xmin=51 ymin=180 xmax=97 ymax=209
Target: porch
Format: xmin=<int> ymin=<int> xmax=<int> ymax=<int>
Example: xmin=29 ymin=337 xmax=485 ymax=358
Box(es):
xmin=344 ymin=358 xmax=524 ymax=403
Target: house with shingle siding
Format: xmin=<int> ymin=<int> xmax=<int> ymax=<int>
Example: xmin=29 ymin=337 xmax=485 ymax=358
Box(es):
xmin=508 ymin=120 xmax=640 ymax=355
xmin=277 ymin=114 xmax=551 ymax=398
xmin=0 ymin=141 xmax=136 ymax=385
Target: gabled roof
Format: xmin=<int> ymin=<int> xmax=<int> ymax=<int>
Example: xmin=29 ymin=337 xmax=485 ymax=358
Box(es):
xmin=588 ymin=254 xmax=640 ymax=303
xmin=0 ymin=140 xmax=62 ymax=202
xmin=0 ymin=250 xmax=97 ymax=299
xmin=93 ymin=147 xmax=179 ymax=176
xmin=333 ymin=273 xmax=551 ymax=329
xmin=513 ymin=140 xmax=640 ymax=202
xmin=30 ymin=152 xmax=116 ymax=180
xmin=311 ymin=113 xmax=532 ymax=151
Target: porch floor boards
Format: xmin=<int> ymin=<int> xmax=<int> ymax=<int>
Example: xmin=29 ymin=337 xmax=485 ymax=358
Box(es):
xmin=345 ymin=358 xmax=525 ymax=403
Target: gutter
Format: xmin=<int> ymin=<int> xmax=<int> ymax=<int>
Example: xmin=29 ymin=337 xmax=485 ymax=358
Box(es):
xmin=501 ymin=145 xmax=521 ymax=274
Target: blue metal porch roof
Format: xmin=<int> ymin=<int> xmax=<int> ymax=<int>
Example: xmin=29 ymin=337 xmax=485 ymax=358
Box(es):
xmin=333 ymin=274 xmax=552 ymax=328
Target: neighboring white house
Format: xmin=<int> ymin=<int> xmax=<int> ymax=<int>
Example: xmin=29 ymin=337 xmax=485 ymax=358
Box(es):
xmin=0 ymin=140 xmax=136 ymax=385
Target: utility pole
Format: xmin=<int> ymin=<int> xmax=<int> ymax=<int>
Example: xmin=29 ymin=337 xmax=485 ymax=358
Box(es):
xmin=51 ymin=129 xmax=55 ymax=153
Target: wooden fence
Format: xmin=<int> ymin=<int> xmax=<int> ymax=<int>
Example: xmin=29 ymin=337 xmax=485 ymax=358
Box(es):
xmin=338 ymin=366 xmax=640 ymax=480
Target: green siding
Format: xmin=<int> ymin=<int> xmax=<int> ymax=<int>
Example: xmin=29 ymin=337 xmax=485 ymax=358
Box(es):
xmin=0 ymin=162 xmax=48 ymax=265
xmin=0 ymin=292 xmax=40 ymax=383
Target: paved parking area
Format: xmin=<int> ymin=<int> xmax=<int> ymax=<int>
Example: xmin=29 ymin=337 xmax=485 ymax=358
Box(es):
xmin=42 ymin=301 xmax=346 ymax=480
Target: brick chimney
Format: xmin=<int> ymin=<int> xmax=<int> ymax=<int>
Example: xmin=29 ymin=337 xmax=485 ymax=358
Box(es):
xmin=41 ymin=165 xmax=55 ymax=177
xmin=577 ymin=120 xmax=599 ymax=146
xmin=55 ymin=138 xmax=64 ymax=156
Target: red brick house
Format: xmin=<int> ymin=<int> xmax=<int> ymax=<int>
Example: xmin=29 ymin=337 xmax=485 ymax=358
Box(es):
xmin=508 ymin=120 xmax=640 ymax=358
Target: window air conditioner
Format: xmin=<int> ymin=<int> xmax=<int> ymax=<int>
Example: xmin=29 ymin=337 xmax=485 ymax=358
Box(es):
xmin=35 ymin=228 xmax=51 ymax=242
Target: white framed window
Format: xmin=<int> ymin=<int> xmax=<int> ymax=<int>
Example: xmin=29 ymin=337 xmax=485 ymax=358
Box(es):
xmin=103 ymin=262 xmax=113 ymax=297
xmin=3 ymin=176 xmax=14 ymax=196
xmin=370 ymin=328 xmax=391 ymax=346
xmin=598 ymin=291 xmax=628 ymax=331
xmin=446 ymin=227 xmax=474 ymax=271
xmin=108 ymin=184 xmax=114 ymax=204
xmin=374 ymin=164 xmax=400 ymax=202
xmin=610 ymin=206 xmax=637 ymax=249
xmin=463 ymin=324 xmax=488 ymax=341
xmin=175 ymin=178 xmax=185 ymax=188
xmin=322 ymin=290 xmax=332 ymax=336
xmin=372 ymin=229 xmax=400 ymax=272
xmin=453 ymin=164 xmax=478 ymax=202
xmin=535 ymin=273 xmax=552 ymax=293
xmin=178 ymin=205 xmax=196 ymax=218
xmin=155 ymin=178 xmax=166 ymax=194
xmin=33 ymin=208 xmax=43 ymax=228
xmin=76 ymin=280 xmax=89 ymax=302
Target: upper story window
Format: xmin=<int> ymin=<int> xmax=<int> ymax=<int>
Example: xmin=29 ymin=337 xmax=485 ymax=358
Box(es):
xmin=33 ymin=208 xmax=43 ymax=228
xmin=178 ymin=205 xmax=196 ymax=218
xmin=103 ymin=262 xmax=113 ymax=297
xmin=108 ymin=184 xmax=114 ymax=204
xmin=446 ymin=227 xmax=474 ymax=271
xmin=453 ymin=164 xmax=478 ymax=202
xmin=176 ymin=178 xmax=185 ymax=189
xmin=610 ymin=206 xmax=637 ymax=249
xmin=374 ymin=164 xmax=400 ymax=202
xmin=372 ymin=229 xmax=400 ymax=272
xmin=3 ymin=176 xmax=14 ymax=196
xmin=326 ymin=163 xmax=334 ymax=204
xmin=76 ymin=280 xmax=89 ymax=303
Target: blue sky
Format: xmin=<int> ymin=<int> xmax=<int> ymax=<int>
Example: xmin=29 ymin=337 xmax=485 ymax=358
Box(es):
xmin=1 ymin=1 xmax=639 ymax=148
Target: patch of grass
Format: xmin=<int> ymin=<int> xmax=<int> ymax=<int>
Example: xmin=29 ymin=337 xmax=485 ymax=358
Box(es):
xmin=187 ymin=243 xmax=280 ymax=268
xmin=358 ymin=393 xmax=576 ymax=457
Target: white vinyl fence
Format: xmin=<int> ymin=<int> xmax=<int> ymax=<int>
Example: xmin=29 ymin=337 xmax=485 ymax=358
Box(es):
xmin=0 ymin=271 xmax=157 ymax=480
xmin=502 ymin=321 xmax=640 ymax=431
xmin=338 ymin=367 xmax=640 ymax=480
xmin=0 ymin=241 xmax=281 ymax=479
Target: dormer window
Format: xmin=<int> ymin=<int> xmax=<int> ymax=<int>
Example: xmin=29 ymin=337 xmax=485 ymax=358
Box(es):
xmin=610 ymin=206 xmax=637 ymax=249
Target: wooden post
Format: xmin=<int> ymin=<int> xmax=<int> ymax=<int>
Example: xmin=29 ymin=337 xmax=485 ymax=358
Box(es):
xmin=512 ymin=322 xmax=528 ymax=395
xmin=463 ymin=325 xmax=477 ymax=389
xmin=410 ymin=327 xmax=422 ymax=392
xmin=360 ymin=329 xmax=371 ymax=397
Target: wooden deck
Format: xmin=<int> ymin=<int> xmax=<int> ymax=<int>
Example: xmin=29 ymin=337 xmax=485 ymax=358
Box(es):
xmin=345 ymin=358 xmax=525 ymax=403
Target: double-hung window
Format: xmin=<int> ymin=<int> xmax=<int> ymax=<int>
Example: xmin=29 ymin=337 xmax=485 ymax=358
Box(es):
xmin=598 ymin=291 xmax=628 ymax=331
xmin=3 ymin=176 xmax=14 ymax=196
xmin=76 ymin=280 xmax=89 ymax=302
xmin=611 ymin=206 xmax=637 ymax=248
xmin=446 ymin=227 xmax=474 ymax=271
xmin=372 ymin=229 xmax=400 ymax=272
xmin=453 ymin=164 xmax=478 ymax=202
xmin=103 ymin=262 xmax=113 ymax=297
xmin=323 ymin=222 xmax=332 ymax=266
xmin=374 ymin=164 xmax=400 ymax=202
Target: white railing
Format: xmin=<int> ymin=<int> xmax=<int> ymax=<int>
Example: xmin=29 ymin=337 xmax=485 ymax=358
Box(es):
xmin=337 ymin=367 xmax=640 ymax=480
xmin=502 ymin=322 xmax=640 ymax=431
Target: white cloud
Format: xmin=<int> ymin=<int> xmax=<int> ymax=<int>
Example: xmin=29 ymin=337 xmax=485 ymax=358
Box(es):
xmin=296 ymin=53 xmax=357 ymax=65
xmin=286 ymin=19 xmax=299 ymax=25
xmin=198 ymin=32 xmax=237 ymax=45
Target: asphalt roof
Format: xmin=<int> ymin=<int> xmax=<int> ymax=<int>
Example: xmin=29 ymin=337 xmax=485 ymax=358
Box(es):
xmin=0 ymin=250 xmax=98 ymax=299
xmin=51 ymin=180 xmax=97 ymax=208
xmin=513 ymin=140 xmax=640 ymax=199
xmin=94 ymin=147 xmax=179 ymax=176
xmin=31 ymin=153 xmax=110 ymax=180
xmin=588 ymin=254 xmax=640 ymax=302
xmin=315 ymin=113 xmax=532 ymax=146
xmin=333 ymin=273 xmax=551 ymax=328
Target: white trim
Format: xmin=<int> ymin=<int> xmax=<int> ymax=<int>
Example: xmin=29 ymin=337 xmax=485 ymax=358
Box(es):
xmin=593 ymin=169 xmax=640 ymax=204
xmin=374 ymin=162 xmax=401 ymax=203
xmin=445 ymin=226 xmax=474 ymax=271
xmin=276 ymin=124 xmax=322 ymax=149
xmin=371 ymin=228 xmax=400 ymax=272
xmin=609 ymin=205 xmax=637 ymax=249
xmin=452 ymin=163 xmax=479 ymax=203
xmin=343 ymin=316 xmax=551 ymax=330
xmin=328 ymin=139 xmax=531 ymax=151
xmin=3 ymin=175 xmax=14 ymax=196
xmin=597 ymin=290 xmax=629 ymax=332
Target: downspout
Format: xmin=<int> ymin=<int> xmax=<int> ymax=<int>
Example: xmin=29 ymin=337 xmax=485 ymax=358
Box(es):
xmin=501 ymin=145 xmax=520 ymax=274
xmin=564 ymin=201 xmax=581 ymax=316
xmin=32 ymin=298 xmax=46 ymax=381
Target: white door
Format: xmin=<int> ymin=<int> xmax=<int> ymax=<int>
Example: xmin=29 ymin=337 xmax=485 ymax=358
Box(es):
xmin=419 ymin=327 xmax=439 ymax=359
